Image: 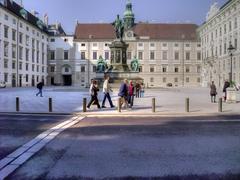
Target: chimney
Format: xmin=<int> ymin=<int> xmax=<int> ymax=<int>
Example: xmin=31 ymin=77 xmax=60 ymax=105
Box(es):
xmin=31 ymin=10 xmax=39 ymax=18
xmin=44 ymin=14 xmax=48 ymax=26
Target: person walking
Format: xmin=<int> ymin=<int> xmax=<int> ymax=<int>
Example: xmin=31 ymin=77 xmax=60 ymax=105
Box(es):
xmin=140 ymin=83 xmax=145 ymax=98
xmin=135 ymin=82 xmax=140 ymax=98
xmin=128 ymin=80 xmax=134 ymax=108
xmin=87 ymin=80 xmax=101 ymax=109
xmin=36 ymin=81 xmax=44 ymax=97
xmin=223 ymin=80 xmax=230 ymax=102
xmin=210 ymin=81 xmax=217 ymax=103
xmin=102 ymin=75 xmax=115 ymax=108
xmin=118 ymin=79 xmax=129 ymax=109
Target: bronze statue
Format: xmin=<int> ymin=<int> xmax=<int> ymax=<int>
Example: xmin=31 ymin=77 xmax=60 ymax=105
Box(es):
xmin=114 ymin=15 xmax=124 ymax=40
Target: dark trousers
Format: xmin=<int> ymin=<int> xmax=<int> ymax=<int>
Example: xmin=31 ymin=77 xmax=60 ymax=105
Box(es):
xmin=136 ymin=90 xmax=140 ymax=98
xmin=128 ymin=95 xmax=134 ymax=107
xmin=36 ymin=88 xmax=43 ymax=97
xmin=211 ymin=95 xmax=216 ymax=103
xmin=102 ymin=92 xmax=114 ymax=107
xmin=87 ymin=95 xmax=100 ymax=108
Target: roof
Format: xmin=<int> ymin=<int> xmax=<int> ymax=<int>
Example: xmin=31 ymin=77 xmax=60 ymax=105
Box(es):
xmin=74 ymin=23 xmax=198 ymax=41
xmin=0 ymin=0 xmax=48 ymax=34
xmin=74 ymin=23 xmax=115 ymax=40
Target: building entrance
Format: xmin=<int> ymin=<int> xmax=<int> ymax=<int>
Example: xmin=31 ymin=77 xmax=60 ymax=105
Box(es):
xmin=63 ymin=75 xmax=72 ymax=86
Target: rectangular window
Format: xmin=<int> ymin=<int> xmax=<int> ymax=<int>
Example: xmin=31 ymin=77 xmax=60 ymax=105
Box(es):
xmin=50 ymin=66 xmax=55 ymax=72
xmin=162 ymin=51 xmax=168 ymax=60
xmin=224 ymin=43 xmax=227 ymax=54
xmin=162 ymin=43 xmax=167 ymax=47
xmin=150 ymin=43 xmax=155 ymax=47
xmin=186 ymin=77 xmax=190 ymax=83
xmin=93 ymin=52 xmax=97 ymax=60
xmin=186 ymin=52 xmax=190 ymax=60
xmin=150 ymin=67 xmax=155 ymax=72
xmin=12 ymin=29 xmax=16 ymax=41
xmin=50 ymin=51 xmax=55 ymax=60
xmin=174 ymin=67 xmax=179 ymax=73
xmin=13 ymin=18 xmax=16 ymax=24
xmin=32 ymin=50 xmax=35 ymax=62
xmin=4 ymin=59 xmax=8 ymax=68
xmin=32 ymin=65 xmax=35 ymax=71
xmin=4 ymin=42 xmax=8 ymax=57
xmin=12 ymin=45 xmax=16 ymax=59
xmin=19 ymin=47 xmax=23 ymax=60
xmin=174 ymin=78 xmax=178 ymax=83
xmin=81 ymin=43 xmax=85 ymax=47
xmin=127 ymin=52 xmax=132 ymax=60
xmin=4 ymin=14 xmax=8 ymax=20
xmin=138 ymin=51 xmax=143 ymax=60
xmin=162 ymin=66 xmax=167 ymax=73
xmin=185 ymin=44 xmax=190 ymax=47
xmin=81 ymin=52 xmax=86 ymax=59
xmin=197 ymin=66 xmax=201 ymax=73
xmin=186 ymin=66 xmax=190 ymax=73
xmin=150 ymin=77 xmax=154 ymax=83
xmin=174 ymin=43 xmax=179 ymax=47
xmin=64 ymin=51 xmax=69 ymax=60
xmin=19 ymin=33 xmax=23 ymax=44
xmin=93 ymin=65 xmax=97 ymax=72
xmin=235 ymin=39 xmax=237 ymax=50
xmin=105 ymin=51 xmax=109 ymax=60
xmin=4 ymin=73 xmax=8 ymax=82
xmin=19 ymin=62 xmax=22 ymax=70
xmin=81 ymin=66 xmax=85 ymax=72
xmin=25 ymin=49 xmax=29 ymax=61
xmin=4 ymin=26 xmax=8 ymax=38
xmin=26 ymin=35 xmax=29 ymax=46
xmin=26 ymin=75 xmax=28 ymax=82
xmin=12 ymin=61 xmax=16 ymax=69
xmin=26 ymin=63 xmax=29 ymax=71
xmin=197 ymin=52 xmax=201 ymax=60
xmin=139 ymin=66 xmax=142 ymax=72
xmin=150 ymin=51 xmax=155 ymax=60
xmin=163 ymin=77 xmax=166 ymax=83
xmin=174 ymin=52 xmax=179 ymax=60
xmin=37 ymin=51 xmax=39 ymax=63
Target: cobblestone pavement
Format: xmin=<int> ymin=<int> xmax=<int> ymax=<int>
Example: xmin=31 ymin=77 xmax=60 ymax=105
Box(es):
xmin=6 ymin=116 xmax=240 ymax=180
xmin=0 ymin=86 xmax=239 ymax=114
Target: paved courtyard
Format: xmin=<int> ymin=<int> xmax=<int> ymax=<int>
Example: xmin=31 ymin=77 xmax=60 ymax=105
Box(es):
xmin=6 ymin=116 xmax=240 ymax=180
xmin=0 ymin=86 xmax=239 ymax=114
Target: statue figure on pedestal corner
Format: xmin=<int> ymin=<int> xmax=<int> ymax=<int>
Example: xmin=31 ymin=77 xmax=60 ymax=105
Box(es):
xmin=130 ymin=56 xmax=139 ymax=72
xmin=97 ymin=56 xmax=108 ymax=73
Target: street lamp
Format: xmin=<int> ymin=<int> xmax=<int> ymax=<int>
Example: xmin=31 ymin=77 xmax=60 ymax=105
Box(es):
xmin=227 ymin=42 xmax=235 ymax=86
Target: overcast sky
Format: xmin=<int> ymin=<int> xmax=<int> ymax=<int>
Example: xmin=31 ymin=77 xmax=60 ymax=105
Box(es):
xmin=20 ymin=0 xmax=227 ymax=34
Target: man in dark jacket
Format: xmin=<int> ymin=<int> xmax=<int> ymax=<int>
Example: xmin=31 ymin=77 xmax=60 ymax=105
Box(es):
xmin=223 ymin=80 xmax=230 ymax=102
xmin=36 ymin=81 xmax=44 ymax=97
xmin=118 ymin=79 xmax=128 ymax=108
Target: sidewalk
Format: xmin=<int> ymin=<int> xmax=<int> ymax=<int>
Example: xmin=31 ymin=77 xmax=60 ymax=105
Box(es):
xmin=0 ymin=86 xmax=239 ymax=115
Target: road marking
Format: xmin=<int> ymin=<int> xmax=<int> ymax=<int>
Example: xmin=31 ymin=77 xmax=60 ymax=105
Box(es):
xmin=0 ymin=115 xmax=85 ymax=180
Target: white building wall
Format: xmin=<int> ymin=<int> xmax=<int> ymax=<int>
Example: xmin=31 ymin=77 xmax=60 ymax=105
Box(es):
xmin=0 ymin=6 xmax=48 ymax=87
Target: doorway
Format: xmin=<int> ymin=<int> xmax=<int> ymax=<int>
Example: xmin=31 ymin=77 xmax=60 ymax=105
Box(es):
xmin=63 ymin=75 xmax=72 ymax=86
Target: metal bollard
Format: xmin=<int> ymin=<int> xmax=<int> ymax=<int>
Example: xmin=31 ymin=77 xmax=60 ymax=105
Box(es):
xmin=185 ymin=98 xmax=190 ymax=112
xmin=16 ymin=97 xmax=19 ymax=112
xmin=218 ymin=98 xmax=222 ymax=112
xmin=83 ymin=98 xmax=87 ymax=112
xmin=152 ymin=98 xmax=156 ymax=113
xmin=49 ymin=98 xmax=52 ymax=112
xmin=118 ymin=98 xmax=121 ymax=113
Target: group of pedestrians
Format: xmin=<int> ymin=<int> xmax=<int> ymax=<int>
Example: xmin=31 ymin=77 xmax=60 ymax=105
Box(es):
xmin=209 ymin=79 xmax=240 ymax=103
xmin=87 ymin=76 xmax=145 ymax=110
xmin=87 ymin=75 xmax=115 ymax=109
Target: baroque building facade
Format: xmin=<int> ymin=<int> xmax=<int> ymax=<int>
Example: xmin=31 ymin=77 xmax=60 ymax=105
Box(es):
xmin=198 ymin=0 xmax=240 ymax=88
xmin=48 ymin=1 xmax=202 ymax=88
xmin=0 ymin=0 xmax=49 ymax=87
xmin=1 ymin=0 xmax=202 ymax=88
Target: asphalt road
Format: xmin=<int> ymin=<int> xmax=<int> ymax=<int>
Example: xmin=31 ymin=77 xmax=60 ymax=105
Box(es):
xmin=7 ymin=116 xmax=240 ymax=180
xmin=0 ymin=114 xmax=72 ymax=160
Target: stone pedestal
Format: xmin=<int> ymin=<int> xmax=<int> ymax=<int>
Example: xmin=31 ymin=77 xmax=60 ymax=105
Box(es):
xmin=227 ymin=88 xmax=240 ymax=103
xmin=109 ymin=40 xmax=129 ymax=72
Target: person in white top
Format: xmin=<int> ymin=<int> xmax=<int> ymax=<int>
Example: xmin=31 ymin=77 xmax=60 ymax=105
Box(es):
xmin=101 ymin=75 xmax=115 ymax=108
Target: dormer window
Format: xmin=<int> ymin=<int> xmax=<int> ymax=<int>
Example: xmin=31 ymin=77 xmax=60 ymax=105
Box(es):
xmin=37 ymin=20 xmax=44 ymax=29
xmin=20 ymin=9 xmax=28 ymax=20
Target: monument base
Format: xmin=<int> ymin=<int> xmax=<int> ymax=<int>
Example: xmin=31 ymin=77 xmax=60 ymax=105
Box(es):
xmin=226 ymin=88 xmax=240 ymax=103
xmin=96 ymin=71 xmax=143 ymax=88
